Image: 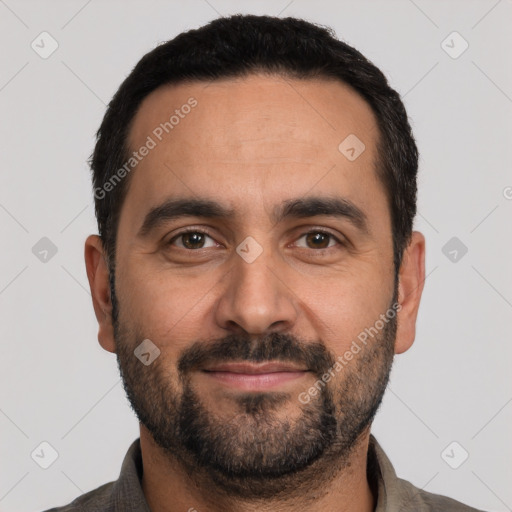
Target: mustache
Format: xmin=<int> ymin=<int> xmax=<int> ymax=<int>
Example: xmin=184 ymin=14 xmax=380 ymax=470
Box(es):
xmin=177 ymin=332 xmax=336 ymax=376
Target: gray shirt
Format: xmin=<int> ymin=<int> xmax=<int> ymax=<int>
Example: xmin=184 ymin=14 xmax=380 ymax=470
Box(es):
xmin=43 ymin=435 xmax=484 ymax=511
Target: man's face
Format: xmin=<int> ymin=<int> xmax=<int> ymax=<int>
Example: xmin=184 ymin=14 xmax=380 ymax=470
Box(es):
xmin=107 ymin=75 xmax=399 ymax=493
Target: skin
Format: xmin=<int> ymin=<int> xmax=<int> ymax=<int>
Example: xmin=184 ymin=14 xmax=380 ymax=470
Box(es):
xmin=85 ymin=74 xmax=425 ymax=512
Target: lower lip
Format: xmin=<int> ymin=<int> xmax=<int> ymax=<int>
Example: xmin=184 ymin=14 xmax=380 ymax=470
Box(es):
xmin=203 ymin=371 xmax=308 ymax=391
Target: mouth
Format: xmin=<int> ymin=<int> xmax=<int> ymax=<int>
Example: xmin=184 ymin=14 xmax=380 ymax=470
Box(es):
xmin=201 ymin=362 xmax=310 ymax=391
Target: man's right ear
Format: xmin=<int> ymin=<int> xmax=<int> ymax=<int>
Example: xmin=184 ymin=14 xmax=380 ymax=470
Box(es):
xmin=84 ymin=234 xmax=116 ymax=353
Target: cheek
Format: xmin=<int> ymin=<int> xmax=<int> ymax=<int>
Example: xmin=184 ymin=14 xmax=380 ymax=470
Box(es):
xmin=294 ymin=273 xmax=393 ymax=355
xmin=116 ymin=264 xmax=216 ymax=353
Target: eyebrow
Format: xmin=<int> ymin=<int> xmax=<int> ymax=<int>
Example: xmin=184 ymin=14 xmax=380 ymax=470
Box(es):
xmin=137 ymin=196 xmax=370 ymax=238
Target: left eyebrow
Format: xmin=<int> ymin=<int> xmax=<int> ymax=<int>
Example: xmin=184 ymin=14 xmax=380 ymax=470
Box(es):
xmin=137 ymin=195 xmax=370 ymax=238
xmin=273 ymin=196 xmax=370 ymax=235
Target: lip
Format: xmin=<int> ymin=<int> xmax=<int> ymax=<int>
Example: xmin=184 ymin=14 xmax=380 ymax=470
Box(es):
xmin=201 ymin=362 xmax=309 ymax=391
xmin=203 ymin=362 xmax=307 ymax=374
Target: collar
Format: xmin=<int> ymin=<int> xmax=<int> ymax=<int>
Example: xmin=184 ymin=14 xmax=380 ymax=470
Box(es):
xmin=108 ymin=434 xmax=425 ymax=511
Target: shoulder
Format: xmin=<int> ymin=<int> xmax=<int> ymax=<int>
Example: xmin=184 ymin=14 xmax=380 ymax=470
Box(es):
xmin=369 ymin=435 xmax=486 ymax=512
xmin=40 ymin=481 xmax=115 ymax=512
xmin=40 ymin=439 xmax=148 ymax=512
xmin=394 ymin=475 xmax=486 ymax=512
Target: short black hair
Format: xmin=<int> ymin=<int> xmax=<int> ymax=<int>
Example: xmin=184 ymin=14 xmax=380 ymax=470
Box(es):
xmin=90 ymin=14 xmax=418 ymax=277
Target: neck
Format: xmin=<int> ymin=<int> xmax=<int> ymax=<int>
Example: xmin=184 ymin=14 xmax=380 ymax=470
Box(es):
xmin=140 ymin=425 xmax=376 ymax=512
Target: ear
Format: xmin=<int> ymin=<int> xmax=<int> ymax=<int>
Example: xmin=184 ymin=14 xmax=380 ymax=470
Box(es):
xmin=394 ymin=231 xmax=426 ymax=355
xmin=84 ymin=234 xmax=116 ymax=353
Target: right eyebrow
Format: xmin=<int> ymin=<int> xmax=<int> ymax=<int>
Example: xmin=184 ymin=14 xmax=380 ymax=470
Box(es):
xmin=137 ymin=198 xmax=235 ymax=238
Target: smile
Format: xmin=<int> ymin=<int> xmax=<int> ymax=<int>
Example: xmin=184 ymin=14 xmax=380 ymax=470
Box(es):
xmin=202 ymin=362 xmax=309 ymax=391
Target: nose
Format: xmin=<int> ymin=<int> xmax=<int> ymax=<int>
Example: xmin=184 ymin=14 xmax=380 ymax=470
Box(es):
xmin=214 ymin=249 xmax=298 ymax=336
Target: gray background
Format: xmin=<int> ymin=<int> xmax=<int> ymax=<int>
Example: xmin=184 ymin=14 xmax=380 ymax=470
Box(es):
xmin=1 ymin=0 xmax=511 ymax=510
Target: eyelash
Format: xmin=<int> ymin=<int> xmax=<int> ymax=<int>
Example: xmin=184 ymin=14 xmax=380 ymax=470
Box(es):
xmin=166 ymin=227 xmax=345 ymax=252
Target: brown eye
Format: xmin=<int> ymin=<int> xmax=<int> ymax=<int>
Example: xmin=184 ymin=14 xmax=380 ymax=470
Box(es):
xmin=295 ymin=231 xmax=340 ymax=250
xmin=169 ymin=231 xmax=217 ymax=250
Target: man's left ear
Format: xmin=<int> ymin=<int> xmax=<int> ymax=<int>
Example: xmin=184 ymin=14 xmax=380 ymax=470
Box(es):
xmin=394 ymin=231 xmax=426 ymax=355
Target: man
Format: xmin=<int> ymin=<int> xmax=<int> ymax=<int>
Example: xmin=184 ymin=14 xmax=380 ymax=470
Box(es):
xmin=45 ymin=14 xmax=483 ymax=512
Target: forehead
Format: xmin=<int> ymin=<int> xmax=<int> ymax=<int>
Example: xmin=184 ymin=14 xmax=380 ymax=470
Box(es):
xmin=129 ymin=74 xmax=378 ymax=157
xmin=121 ymin=74 xmax=385 ymax=231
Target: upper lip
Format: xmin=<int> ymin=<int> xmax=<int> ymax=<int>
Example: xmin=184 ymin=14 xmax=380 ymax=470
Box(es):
xmin=202 ymin=362 xmax=308 ymax=374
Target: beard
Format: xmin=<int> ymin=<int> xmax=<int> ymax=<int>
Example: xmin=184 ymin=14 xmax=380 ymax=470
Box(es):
xmin=110 ymin=271 xmax=397 ymax=498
